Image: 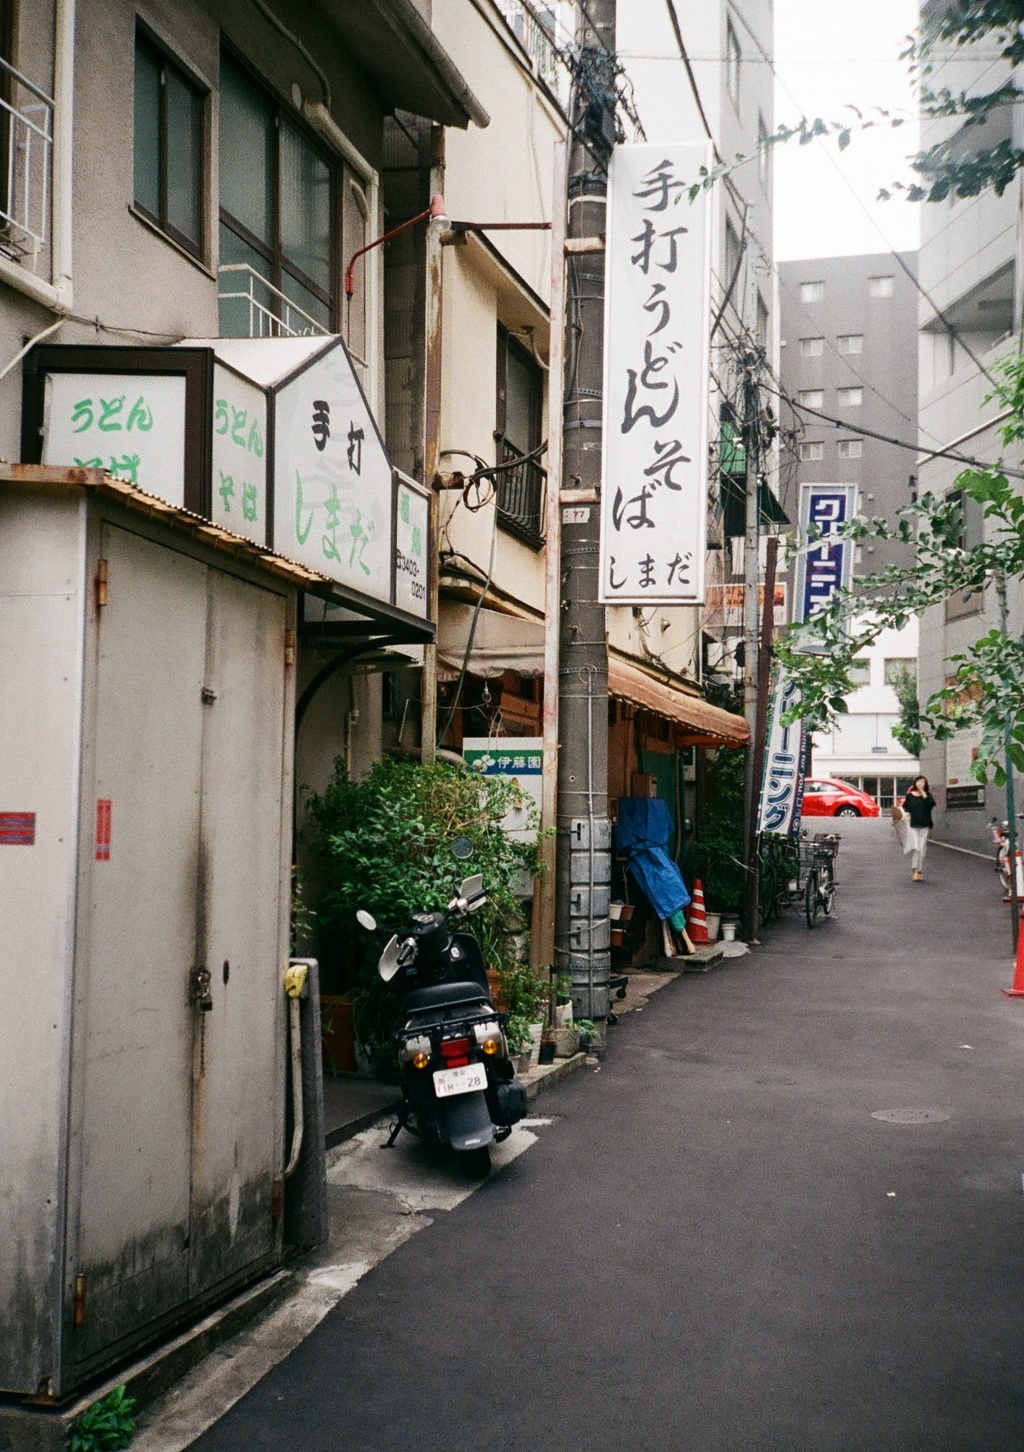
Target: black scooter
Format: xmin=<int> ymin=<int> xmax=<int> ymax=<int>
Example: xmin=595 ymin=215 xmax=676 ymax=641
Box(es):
xmin=357 ymin=872 xmax=527 ymax=1176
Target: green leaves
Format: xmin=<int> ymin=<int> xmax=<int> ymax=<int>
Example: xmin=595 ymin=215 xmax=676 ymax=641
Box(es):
xmin=68 ymin=1387 xmax=135 ymax=1452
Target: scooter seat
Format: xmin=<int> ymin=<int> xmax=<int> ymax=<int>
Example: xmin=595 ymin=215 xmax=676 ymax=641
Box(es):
xmin=403 ymin=981 xmax=491 ymax=1014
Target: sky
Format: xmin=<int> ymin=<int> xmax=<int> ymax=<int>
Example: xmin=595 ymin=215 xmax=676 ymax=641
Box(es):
xmin=773 ymin=0 xmax=921 ymax=261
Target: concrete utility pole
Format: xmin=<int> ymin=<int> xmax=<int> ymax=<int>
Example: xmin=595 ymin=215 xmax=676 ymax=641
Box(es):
xmin=741 ymin=219 xmax=761 ymax=940
xmin=555 ymin=0 xmax=616 ymax=1021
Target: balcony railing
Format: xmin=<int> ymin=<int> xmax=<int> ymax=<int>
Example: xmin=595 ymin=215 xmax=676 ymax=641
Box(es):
xmin=494 ymin=1 xmax=569 ymax=100
xmin=0 ymin=57 xmax=53 ymax=263
xmin=495 ymin=438 xmax=546 ymax=548
xmin=217 ymin=263 xmax=330 ymax=339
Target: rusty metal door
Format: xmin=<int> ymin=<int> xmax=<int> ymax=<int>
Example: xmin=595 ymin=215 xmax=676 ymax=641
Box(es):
xmin=72 ymin=525 xmax=206 ymax=1367
xmin=187 ymin=569 xmax=287 ymax=1295
xmin=70 ymin=526 xmax=288 ymax=1372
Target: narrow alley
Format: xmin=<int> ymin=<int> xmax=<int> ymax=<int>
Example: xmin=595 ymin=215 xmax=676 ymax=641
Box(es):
xmin=185 ymin=819 xmax=1024 ymax=1451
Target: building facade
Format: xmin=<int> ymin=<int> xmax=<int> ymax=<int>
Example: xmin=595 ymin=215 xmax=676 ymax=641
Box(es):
xmin=779 ymin=250 xmax=920 ymax=802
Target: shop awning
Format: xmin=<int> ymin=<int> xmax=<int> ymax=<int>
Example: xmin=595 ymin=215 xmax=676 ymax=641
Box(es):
xmin=437 ymin=602 xmax=545 ymax=678
xmin=608 ymin=655 xmax=750 ymax=747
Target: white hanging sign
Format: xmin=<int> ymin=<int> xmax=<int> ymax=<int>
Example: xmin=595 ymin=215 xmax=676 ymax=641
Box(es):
xmin=598 ymin=143 xmax=712 ymax=605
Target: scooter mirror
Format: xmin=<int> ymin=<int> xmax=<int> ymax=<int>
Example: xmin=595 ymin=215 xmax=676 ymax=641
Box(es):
xmin=378 ymin=935 xmax=401 ymax=981
xmin=356 ymin=909 xmax=377 ymax=931
xmin=451 ymin=835 xmax=474 ymax=861
xmin=458 ymin=873 xmax=484 ymax=907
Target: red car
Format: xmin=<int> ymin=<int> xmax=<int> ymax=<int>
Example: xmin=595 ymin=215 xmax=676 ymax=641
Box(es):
xmin=800 ymin=777 xmax=880 ymax=819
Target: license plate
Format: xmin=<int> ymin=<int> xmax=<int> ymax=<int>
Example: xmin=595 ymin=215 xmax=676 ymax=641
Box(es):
xmin=433 ymin=1063 xmax=488 ymax=1098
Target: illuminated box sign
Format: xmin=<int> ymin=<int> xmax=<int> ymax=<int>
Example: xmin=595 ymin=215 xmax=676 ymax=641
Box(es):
xmin=23 ymin=345 xmax=213 ymax=513
xmin=599 ymin=143 xmax=713 ymax=606
xmin=793 ymin=484 xmax=857 ymax=626
xmin=23 ymin=339 xmax=429 ymax=619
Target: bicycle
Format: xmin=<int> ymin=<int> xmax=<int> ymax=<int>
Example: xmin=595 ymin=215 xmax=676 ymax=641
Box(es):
xmin=757 ymin=833 xmax=802 ymax=926
xmin=800 ymin=833 xmax=839 ymax=929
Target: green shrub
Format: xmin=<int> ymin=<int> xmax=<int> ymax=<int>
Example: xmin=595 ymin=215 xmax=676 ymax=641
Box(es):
xmin=68 ymin=1386 xmax=135 ymax=1452
xmin=306 ymin=756 xmax=539 ymax=1064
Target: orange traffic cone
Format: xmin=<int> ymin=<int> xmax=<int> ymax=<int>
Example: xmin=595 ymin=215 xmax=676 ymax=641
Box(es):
xmin=685 ymin=879 xmax=710 ymax=944
xmin=1002 ymin=918 xmax=1024 ymax=996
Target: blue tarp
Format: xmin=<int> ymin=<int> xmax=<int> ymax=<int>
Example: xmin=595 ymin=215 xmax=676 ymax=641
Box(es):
xmin=613 ymin=798 xmax=690 ymax=921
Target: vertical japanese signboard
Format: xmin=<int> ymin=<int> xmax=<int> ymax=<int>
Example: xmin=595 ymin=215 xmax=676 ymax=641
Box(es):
xmin=273 ymin=340 xmax=393 ymax=601
xmin=757 ymin=670 xmax=806 ymax=835
xmin=792 ymin=484 xmax=857 ymax=630
xmin=394 ymin=474 xmax=429 ymax=618
xmin=209 ymin=363 xmax=267 ymax=545
xmin=599 ymin=143 xmax=713 ymax=605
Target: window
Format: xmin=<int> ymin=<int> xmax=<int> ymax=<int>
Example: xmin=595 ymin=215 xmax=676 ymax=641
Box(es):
xmin=884 ymin=658 xmax=916 ymax=686
xmin=218 ymin=51 xmax=335 ymax=335
xmin=757 ymin=111 xmax=769 ymax=188
xmin=495 ymin=324 xmax=545 ymax=546
xmin=134 ymin=28 xmax=205 ymax=257
xmin=799 ymin=389 xmax=824 ymax=408
xmin=837 ymin=333 xmax=863 ymax=354
xmin=849 ymin=658 xmax=870 ymax=686
xmin=799 ymin=337 xmax=824 ymax=357
xmin=726 ymin=20 xmax=741 ymax=107
xmin=800 ymin=280 xmax=824 ymax=303
xmin=724 ymin=217 xmax=741 ymax=288
xmin=837 ymin=438 xmax=862 ymax=459
xmin=799 ymin=441 xmax=823 ymax=462
xmin=837 ymin=386 xmax=863 ymax=407
xmin=869 ymin=275 xmax=894 ymax=298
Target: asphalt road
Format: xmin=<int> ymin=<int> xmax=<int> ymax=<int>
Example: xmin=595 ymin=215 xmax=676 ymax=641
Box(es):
xmin=194 ymin=819 xmax=1024 ymax=1451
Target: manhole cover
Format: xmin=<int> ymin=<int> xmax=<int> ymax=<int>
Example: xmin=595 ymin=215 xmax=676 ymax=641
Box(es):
xmin=871 ymin=1108 xmax=950 ymax=1124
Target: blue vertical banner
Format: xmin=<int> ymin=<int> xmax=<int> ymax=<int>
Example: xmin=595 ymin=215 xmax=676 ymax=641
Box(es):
xmin=758 ymin=668 xmax=807 ymax=835
xmin=792 ymin=483 xmax=857 ymax=631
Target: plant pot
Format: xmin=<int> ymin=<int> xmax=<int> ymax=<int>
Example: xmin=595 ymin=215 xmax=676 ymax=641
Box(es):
xmin=618 ymin=903 xmax=635 ymax=922
xmin=486 ymin=968 xmax=502 ymax=1006
xmin=320 ymin=995 xmax=357 ymax=1075
xmin=705 ymin=912 xmax=721 ymax=941
xmin=610 ymin=926 xmax=625 ymax=948
xmin=517 ymin=1048 xmax=533 ymax=1075
xmin=528 ymin=1022 xmax=544 ymax=1054
xmin=721 ymin=919 xmax=738 ymax=942
xmin=608 ymin=901 xmax=624 ymax=921
xmin=554 ymin=1025 xmax=580 ymax=1058
xmin=555 ymin=1002 xmax=573 ymax=1028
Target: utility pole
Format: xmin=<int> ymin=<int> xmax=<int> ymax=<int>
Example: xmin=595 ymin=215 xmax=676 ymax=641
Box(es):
xmin=555 ymin=0 xmax=616 ymax=1022
xmin=420 ymin=128 xmax=446 ymax=764
xmin=741 ymin=217 xmax=761 ymax=941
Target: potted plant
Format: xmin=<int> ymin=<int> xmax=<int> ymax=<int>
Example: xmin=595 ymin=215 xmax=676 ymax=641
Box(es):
xmin=575 ymin=1018 xmax=597 ymax=1054
xmin=554 ymin=970 xmax=574 ymax=1028
xmin=496 ymin=963 xmax=548 ymax=1057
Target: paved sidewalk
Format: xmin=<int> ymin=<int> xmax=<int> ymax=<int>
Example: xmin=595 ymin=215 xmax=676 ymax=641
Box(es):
xmin=186 ymin=818 xmax=1024 ymax=1451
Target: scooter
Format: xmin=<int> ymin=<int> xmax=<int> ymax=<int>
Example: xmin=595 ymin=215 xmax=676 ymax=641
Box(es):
xmin=356 ymin=872 xmax=528 ymax=1176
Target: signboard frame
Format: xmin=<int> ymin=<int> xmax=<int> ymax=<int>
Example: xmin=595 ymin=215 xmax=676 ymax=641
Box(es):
xmin=22 ymin=345 xmax=213 ymax=516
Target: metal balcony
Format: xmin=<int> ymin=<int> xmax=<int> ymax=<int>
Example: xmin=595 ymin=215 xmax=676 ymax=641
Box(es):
xmin=217 ymin=263 xmax=330 ymax=339
xmin=0 ymin=57 xmax=53 ymax=263
xmin=495 ymin=438 xmax=546 ymax=548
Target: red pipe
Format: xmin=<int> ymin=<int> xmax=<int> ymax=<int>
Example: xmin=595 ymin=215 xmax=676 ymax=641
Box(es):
xmin=344 ymin=193 xmax=447 ymax=298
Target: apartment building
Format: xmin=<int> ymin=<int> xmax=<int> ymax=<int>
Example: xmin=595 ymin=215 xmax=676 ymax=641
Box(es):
xmin=915 ymin=0 xmax=1021 ymax=848
xmin=779 ymin=251 xmax=920 ymax=805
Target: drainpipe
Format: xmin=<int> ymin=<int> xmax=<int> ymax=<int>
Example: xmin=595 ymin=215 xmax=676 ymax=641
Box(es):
xmin=420 ymin=129 xmax=446 ymax=765
xmin=51 ymin=0 xmax=75 ymax=311
xmin=534 ymin=139 xmax=567 ymax=970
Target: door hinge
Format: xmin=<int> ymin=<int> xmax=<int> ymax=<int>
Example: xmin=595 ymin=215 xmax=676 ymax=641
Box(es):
xmin=73 ymin=1272 xmax=86 ymax=1328
xmin=191 ymin=966 xmax=213 ymax=1011
xmin=284 ymin=629 xmax=296 ymax=667
xmin=200 ymin=686 xmax=218 ymax=704
xmin=95 ymin=559 xmax=108 ymax=609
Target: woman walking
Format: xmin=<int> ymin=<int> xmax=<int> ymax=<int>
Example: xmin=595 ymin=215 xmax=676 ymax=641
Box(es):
xmin=902 ymin=775 xmax=936 ymax=882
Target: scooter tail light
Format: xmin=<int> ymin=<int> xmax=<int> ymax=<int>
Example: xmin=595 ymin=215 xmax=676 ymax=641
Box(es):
xmin=440 ymin=1037 xmax=472 ymax=1060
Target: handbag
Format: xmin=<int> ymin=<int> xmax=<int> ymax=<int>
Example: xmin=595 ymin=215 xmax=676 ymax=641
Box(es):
xmin=891 ymin=802 xmax=904 ymax=823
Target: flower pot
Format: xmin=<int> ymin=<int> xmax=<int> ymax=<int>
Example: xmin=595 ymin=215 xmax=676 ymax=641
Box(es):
xmin=705 ymin=912 xmax=721 ymax=941
xmin=610 ymin=926 xmax=625 ymax=948
xmin=721 ymin=919 xmax=738 ymax=942
xmin=609 ymin=901 xmax=624 ymax=921
xmin=555 ymin=1001 xmax=573 ymax=1028
xmin=486 ymin=968 xmax=502 ymax=1006
xmin=320 ymin=995 xmax=357 ymax=1075
xmin=517 ymin=1048 xmax=533 ymax=1075
xmin=618 ymin=903 xmax=635 ymax=922
xmin=528 ymin=1022 xmax=544 ymax=1055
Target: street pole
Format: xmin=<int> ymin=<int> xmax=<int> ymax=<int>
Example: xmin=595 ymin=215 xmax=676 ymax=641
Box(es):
xmin=534 ymin=138 xmax=567 ymax=970
xmin=996 ymin=568 xmax=1019 ymax=952
xmin=744 ymin=533 xmax=778 ymax=937
xmin=420 ymin=128 xmax=445 ymax=764
xmin=555 ymin=0 xmax=615 ymax=1021
xmin=741 ymin=218 xmax=761 ymax=941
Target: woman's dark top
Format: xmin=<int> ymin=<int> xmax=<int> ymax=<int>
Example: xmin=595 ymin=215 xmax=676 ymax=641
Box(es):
xmin=903 ymin=791 xmax=936 ymax=829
